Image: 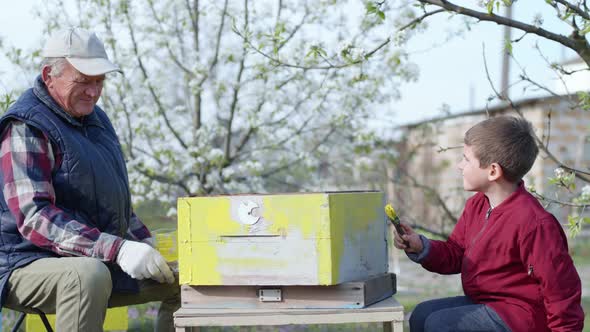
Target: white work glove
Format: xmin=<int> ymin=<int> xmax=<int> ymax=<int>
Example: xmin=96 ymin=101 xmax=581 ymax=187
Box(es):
xmin=116 ymin=240 xmax=175 ymax=284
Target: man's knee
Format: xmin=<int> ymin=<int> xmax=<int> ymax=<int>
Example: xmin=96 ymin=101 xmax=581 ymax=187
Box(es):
xmin=63 ymin=257 xmax=112 ymax=298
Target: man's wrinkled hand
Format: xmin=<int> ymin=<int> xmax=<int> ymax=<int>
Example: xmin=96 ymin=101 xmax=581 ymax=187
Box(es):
xmin=116 ymin=240 xmax=175 ymax=284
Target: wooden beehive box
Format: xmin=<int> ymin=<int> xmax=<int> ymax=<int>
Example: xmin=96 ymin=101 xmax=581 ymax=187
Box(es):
xmin=177 ymin=191 xmax=388 ymax=286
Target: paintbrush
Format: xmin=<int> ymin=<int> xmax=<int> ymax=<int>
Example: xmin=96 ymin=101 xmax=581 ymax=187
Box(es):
xmin=385 ymin=204 xmax=409 ymax=246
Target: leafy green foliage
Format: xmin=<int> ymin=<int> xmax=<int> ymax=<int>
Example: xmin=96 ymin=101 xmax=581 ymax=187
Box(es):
xmin=0 ymin=93 xmax=15 ymax=114
xmin=578 ymin=91 xmax=590 ymax=112
xmin=549 ymin=168 xmax=576 ymax=192
xmin=366 ymin=1 xmax=386 ymax=21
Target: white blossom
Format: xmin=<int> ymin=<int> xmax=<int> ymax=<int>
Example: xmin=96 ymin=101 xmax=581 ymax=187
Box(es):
xmin=222 ymin=167 xmax=236 ymax=179
xmin=166 ymin=208 xmax=177 ymax=217
xmin=207 ymin=148 xmax=225 ymax=161
xmin=357 ymin=156 xmax=373 ymax=168
xmin=309 ymin=40 xmax=322 ymax=48
xmin=392 ymin=30 xmax=407 ymax=46
xmin=554 ymin=167 xmax=565 ymax=179
xmin=338 ymin=40 xmax=353 ymax=55
xmin=349 ymin=47 xmax=366 ymax=61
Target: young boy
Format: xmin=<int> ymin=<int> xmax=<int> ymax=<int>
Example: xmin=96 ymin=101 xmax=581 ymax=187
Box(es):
xmin=394 ymin=116 xmax=584 ymax=332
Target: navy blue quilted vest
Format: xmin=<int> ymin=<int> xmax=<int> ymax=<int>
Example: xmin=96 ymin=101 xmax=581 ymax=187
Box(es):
xmin=0 ymin=77 xmax=138 ymax=307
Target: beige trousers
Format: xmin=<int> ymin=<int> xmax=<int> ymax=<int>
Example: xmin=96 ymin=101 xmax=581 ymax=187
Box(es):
xmin=3 ymin=257 xmax=180 ymax=332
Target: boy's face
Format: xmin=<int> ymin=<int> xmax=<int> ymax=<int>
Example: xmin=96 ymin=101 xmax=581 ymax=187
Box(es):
xmin=458 ymin=145 xmax=491 ymax=192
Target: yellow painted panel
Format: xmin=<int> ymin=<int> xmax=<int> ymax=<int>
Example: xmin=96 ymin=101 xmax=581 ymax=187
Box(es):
xmin=328 ymin=192 xmax=386 ymax=282
xmin=190 ymin=197 xmax=243 ymax=240
xmin=317 ymin=199 xmax=333 ymax=285
xmin=177 ymin=198 xmax=192 ymax=284
xmin=177 ymin=192 xmax=387 ymax=286
xmin=259 ymin=194 xmax=329 ymax=238
xmin=25 ymin=306 xmax=128 ymax=330
xmin=178 ymin=197 xmax=225 ymax=284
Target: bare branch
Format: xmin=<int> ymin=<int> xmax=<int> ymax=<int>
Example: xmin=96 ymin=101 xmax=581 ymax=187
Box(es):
xmin=210 ymin=0 xmax=229 ymax=73
xmin=554 ymin=0 xmax=590 ymax=20
xmin=122 ymin=5 xmax=189 ymax=150
xmin=134 ymin=166 xmax=192 ymax=196
xmin=482 ymin=43 xmax=504 ymax=104
xmin=437 ymin=145 xmax=462 ymax=153
xmin=392 ymin=174 xmax=459 ymax=224
xmin=420 ymin=0 xmax=590 ymax=66
xmin=258 ymin=125 xmax=339 ymax=178
xmin=482 ymin=43 xmax=590 ymax=181
xmin=185 ymin=0 xmax=199 ymax=53
xmin=233 ymin=9 xmax=445 ymax=70
xmin=224 ymin=0 xmax=249 ymax=162
xmin=531 ymin=190 xmax=588 ymax=207
xmin=147 ymin=1 xmax=194 ymax=76
xmin=278 ymin=8 xmax=310 ymax=52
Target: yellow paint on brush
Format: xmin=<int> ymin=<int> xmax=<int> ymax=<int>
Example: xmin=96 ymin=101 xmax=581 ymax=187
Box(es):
xmin=384 ymin=204 xmax=397 ymax=220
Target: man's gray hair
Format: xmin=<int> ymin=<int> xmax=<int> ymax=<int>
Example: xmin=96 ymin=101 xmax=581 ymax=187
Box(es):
xmin=41 ymin=57 xmax=68 ymax=77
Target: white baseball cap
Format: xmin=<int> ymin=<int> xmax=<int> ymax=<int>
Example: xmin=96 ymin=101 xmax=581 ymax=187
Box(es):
xmin=42 ymin=27 xmax=122 ymax=76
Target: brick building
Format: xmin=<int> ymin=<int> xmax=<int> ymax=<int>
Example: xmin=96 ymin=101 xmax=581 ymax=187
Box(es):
xmin=390 ymin=94 xmax=590 ymax=234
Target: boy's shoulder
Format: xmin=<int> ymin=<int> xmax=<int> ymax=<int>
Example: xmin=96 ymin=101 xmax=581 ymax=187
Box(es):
xmin=466 ymin=186 xmax=556 ymax=225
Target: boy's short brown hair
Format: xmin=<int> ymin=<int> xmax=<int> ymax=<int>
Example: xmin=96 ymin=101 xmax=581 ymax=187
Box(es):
xmin=464 ymin=116 xmax=539 ymax=183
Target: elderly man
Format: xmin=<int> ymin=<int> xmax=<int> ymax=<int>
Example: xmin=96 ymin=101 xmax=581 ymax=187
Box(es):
xmin=0 ymin=28 xmax=178 ymax=331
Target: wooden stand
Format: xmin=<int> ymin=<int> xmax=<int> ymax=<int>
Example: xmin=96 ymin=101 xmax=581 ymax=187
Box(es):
xmin=174 ymin=296 xmax=404 ymax=332
xmin=175 ymin=273 xmax=403 ymax=331
xmin=180 ymin=273 xmax=396 ymax=309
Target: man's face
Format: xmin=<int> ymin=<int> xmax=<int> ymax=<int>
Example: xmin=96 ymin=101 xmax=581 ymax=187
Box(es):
xmin=458 ymin=144 xmax=491 ymax=192
xmin=43 ymin=62 xmax=105 ymax=118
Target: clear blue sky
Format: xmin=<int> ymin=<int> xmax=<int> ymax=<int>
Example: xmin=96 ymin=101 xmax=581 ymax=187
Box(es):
xmin=0 ymin=1 xmax=576 ymax=126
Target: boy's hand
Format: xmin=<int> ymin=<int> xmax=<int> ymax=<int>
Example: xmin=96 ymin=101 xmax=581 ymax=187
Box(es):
xmin=393 ymin=223 xmax=423 ymax=254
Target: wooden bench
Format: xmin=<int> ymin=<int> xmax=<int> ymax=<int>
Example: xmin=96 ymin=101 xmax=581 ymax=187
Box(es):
xmin=174 ymin=296 xmax=404 ymax=332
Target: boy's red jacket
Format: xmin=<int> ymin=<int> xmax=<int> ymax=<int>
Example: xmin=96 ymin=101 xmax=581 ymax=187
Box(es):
xmin=421 ymin=183 xmax=584 ymax=332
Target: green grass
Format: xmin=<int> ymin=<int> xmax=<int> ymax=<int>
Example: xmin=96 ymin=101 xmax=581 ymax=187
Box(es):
xmin=571 ymin=237 xmax=590 ymax=266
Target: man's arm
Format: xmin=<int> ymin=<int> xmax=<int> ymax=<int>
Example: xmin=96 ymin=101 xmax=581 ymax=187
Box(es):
xmin=126 ymin=212 xmax=153 ymax=245
xmin=0 ymin=121 xmax=124 ymax=261
xmin=520 ymin=218 xmax=584 ymax=331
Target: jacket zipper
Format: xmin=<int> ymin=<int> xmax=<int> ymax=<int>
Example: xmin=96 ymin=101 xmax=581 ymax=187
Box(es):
xmin=469 ymin=206 xmax=492 ymax=249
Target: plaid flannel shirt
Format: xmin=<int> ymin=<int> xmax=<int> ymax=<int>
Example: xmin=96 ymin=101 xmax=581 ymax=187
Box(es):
xmin=0 ymin=121 xmax=151 ymax=262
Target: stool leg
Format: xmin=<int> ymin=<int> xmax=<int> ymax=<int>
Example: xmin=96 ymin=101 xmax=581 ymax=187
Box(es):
xmin=383 ymin=321 xmax=393 ymax=332
xmin=38 ymin=312 xmax=54 ymax=332
xmin=11 ymin=312 xmax=26 ymax=332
